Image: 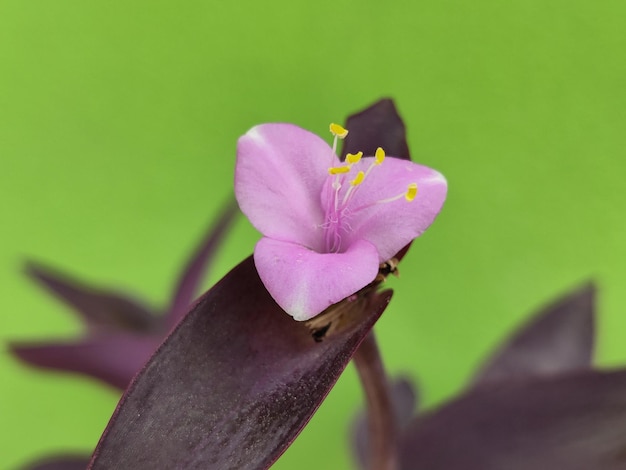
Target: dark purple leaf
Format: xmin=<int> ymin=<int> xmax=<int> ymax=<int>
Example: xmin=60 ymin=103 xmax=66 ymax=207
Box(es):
xmin=10 ymin=334 xmax=161 ymax=389
xmin=20 ymin=455 xmax=89 ymax=470
xmin=88 ymin=257 xmax=392 ymax=469
xmin=165 ymin=199 xmax=239 ymax=328
xmin=25 ymin=262 xmax=157 ymax=333
xmin=13 ymin=203 xmax=238 ymax=389
xmin=473 ymin=283 xmax=595 ymax=386
xmin=352 ymin=376 xmax=419 ymax=470
xmin=398 ymin=369 xmax=626 ymax=470
xmin=341 ymin=98 xmax=411 ymax=161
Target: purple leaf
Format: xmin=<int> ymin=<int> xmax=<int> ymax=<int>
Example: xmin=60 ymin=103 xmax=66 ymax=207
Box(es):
xmin=88 ymin=257 xmax=392 ymax=469
xmin=398 ymin=369 xmax=626 ymax=470
xmin=10 ymin=334 xmax=161 ymax=389
xmin=25 ymin=262 xmax=156 ymax=333
xmin=20 ymin=455 xmax=89 ymax=470
xmin=165 ymin=200 xmax=239 ymax=328
xmin=473 ymin=283 xmax=595 ymax=386
xmin=13 ymin=203 xmax=237 ymax=389
xmin=341 ymin=99 xmax=411 ymax=161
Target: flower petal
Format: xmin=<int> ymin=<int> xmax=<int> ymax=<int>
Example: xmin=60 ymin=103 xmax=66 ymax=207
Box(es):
xmin=327 ymin=156 xmax=447 ymax=261
xmin=235 ymin=123 xmax=338 ymax=252
xmin=254 ymin=237 xmax=380 ymax=320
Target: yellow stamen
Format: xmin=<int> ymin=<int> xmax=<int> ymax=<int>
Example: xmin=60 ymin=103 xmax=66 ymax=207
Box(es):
xmin=351 ymin=171 xmax=365 ymax=186
xmin=373 ymin=182 xmax=419 ymax=205
xmin=329 ymin=123 xmax=349 ymax=139
xmin=375 ymin=147 xmax=385 ymax=165
xmin=405 ymin=183 xmax=418 ymax=201
xmin=328 ymin=165 xmax=351 ymax=175
xmin=346 ymin=151 xmax=363 ymax=165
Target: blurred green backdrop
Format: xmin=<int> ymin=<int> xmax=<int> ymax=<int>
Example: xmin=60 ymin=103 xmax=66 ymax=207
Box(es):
xmin=1 ymin=0 xmax=625 ymax=468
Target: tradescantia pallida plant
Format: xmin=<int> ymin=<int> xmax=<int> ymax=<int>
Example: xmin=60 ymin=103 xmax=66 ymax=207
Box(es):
xmin=12 ymin=99 xmax=626 ymax=470
xmin=16 ymin=99 xmax=444 ymax=469
xmin=83 ymin=99 xmax=446 ymax=470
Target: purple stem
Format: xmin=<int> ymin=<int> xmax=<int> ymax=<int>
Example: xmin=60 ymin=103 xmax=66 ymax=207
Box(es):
xmin=353 ymin=331 xmax=398 ymax=470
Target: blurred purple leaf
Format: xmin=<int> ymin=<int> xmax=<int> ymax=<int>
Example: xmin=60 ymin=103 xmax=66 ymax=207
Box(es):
xmin=88 ymin=257 xmax=392 ymax=469
xmin=398 ymin=369 xmax=626 ymax=470
xmin=341 ymin=98 xmax=411 ymax=161
xmin=10 ymin=202 xmax=238 ymax=389
xmin=24 ymin=261 xmax=157 ymax=333
xmin=351 ymin=284 xmax=610 ymax=470
xmin=11 ymin=335 xmax=160 ymax=390
xmin=473 ymin=283 xmax=595 ymax=386
xmin=20 ymin=455 xmax=89 ymax=470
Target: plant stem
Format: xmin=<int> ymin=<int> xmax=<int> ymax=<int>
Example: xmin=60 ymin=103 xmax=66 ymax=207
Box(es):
xmin=353 ymin=331 xmax=397 ymax=470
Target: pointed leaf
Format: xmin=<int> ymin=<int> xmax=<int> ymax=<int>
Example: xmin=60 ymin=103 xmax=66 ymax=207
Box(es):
xmin=88 ymin=257 xmax=392 ymax=469
xmin=25 ymin=262 xmax=157 ymax=333
xmin=10 ymin=334 xmax=160 ymax=389
xmin=165 ymin=200 xmax=239 ymax=327
xmin=399 ymin=369 xmax=626 ymax=470
xmin=473 ymin=283 xmax=595 ymax=386
xmin=341 ymin=98 xmax=411 ymax=161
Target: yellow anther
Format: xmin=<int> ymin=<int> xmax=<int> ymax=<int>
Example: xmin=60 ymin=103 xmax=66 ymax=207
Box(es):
xmin=330 ymin=123 xmax=349 ymax=139
xmin=375 ymin=147 xmax=385 ymax=165
xmin=405 ymin=183 xmax=418 ymax=201
xmin=346 ymin=151 xmax=363 ymax=165
xmin=350 ymin=171 xmax=365 ymax=186
xmin=328 ymin=165 xmax=351 ymax=175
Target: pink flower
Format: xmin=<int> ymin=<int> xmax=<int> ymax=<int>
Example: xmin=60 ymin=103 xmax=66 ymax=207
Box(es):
xmin=235 ymin=123 xmax=447 ymax=321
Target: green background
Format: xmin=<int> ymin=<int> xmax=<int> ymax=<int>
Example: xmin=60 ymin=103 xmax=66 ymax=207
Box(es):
xmin=1 ymin=1 xmax=625 ymax=468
